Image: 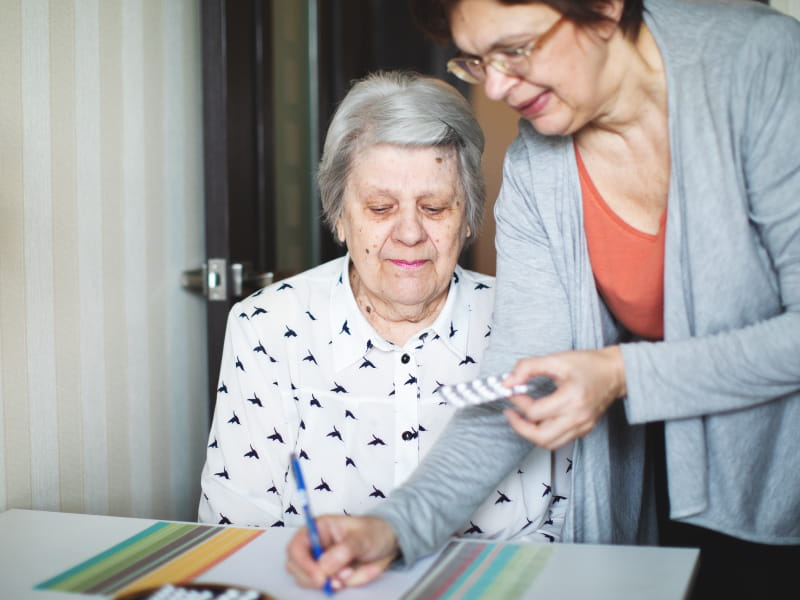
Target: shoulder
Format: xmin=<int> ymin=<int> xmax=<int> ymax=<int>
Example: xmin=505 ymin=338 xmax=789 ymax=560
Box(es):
xmin=647 ymin=0 xmax=800 ymax=70
xmin=230 ymin=256 xmax=345 ymax=322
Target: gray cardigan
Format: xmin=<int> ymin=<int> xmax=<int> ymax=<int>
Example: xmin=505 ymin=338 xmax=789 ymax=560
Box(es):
xmin=372 ymin=0 xmax=800 ymax=565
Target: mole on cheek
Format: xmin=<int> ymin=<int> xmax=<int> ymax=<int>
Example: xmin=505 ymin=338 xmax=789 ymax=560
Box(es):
xmin=366 ymin=306 xmax=372 ymax=313
xmin=365 ymin=248 xmax=369 ymax=254
xmin=435 ymin=157 xmax=443 ymax=163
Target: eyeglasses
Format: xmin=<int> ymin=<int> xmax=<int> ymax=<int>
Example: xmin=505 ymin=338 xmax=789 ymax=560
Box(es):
xmin=446 ymin=17 xmax=566 ymax=84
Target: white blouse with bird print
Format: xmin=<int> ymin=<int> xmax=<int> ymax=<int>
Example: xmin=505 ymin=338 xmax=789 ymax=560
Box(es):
xmin=199 ymin=256 xmax=570 ymax=542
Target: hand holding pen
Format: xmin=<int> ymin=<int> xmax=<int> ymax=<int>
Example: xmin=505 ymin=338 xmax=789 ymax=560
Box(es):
xmin=290 ymin=453 xmax=335 ymax=596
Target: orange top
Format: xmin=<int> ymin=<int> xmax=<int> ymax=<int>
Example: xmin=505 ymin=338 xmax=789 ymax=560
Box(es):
xmin=576 ymin=146 xmax=666 ymax=341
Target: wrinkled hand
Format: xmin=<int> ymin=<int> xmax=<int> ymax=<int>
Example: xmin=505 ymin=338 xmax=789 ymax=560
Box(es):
xmin=503 ymin=346 xmax=627 ymax=450
xmin=285 ymin=514 xmax=399 ymax=592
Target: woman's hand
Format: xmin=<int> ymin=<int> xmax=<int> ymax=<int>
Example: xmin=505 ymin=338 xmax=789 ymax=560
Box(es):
xmin=503 ymin=346 xmax=627 ymax=450
xmin=285 ymin=514 xmax=399 ymax=591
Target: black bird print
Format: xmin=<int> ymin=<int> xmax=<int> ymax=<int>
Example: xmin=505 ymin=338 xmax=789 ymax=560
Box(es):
xmin=369 ymin=485 xmax=385 ymax=498
xmin=299 ymin=449 xmax=310 ymax=460
xmin=495 ymin=491 xmax=511 ymax=504
xmin=337 ymin=273 xmax=343 ymax=284
xmin=368 ymin=434 xmax=386 ymax=446
xmin=238 ymin=312 xmax=249 ymax=320
xmin=267 ymin=428 xmax=284 ymax=443
xmin=330 ymin=382 xmax=347 ymax=393
xmin=388 ymin=385 xmax=396 ymax=397
xmin=484 ymin=325 xmax=492 ymax=338
xmin=314 ymin=479 xmax=332 ymax=492
xmin=244 ymin=445 xmax=259 ymax=459
xmin=299 ymin=420 xmax=306 ymax=429
xmin=235 ymin=356 xmax=245 ymax=371
xmin=552 ymin=494 xmax=567 ymax=504
xmin=449 ymin=322 xmax=457 ymax=338
xmin=305 ymin=310 xmax=317 ymax=320
xmin=474 ymin=282 xmax=490 ymax=290
xmin=543 ymin=518 xmax=553 ymax=526
xmin=208 ymin=439 xmax=218 ymax=448
xmin=246 ymin=394 xmax=262 ymax=407
xmin=251 ymin=306 xmax=267 ymax=317
xmin=345 ymin=409 xmax=356 ymax=420
xmin=285 ymin=504 xmax=298 ymax=515
xmin=214 ymin=468 xmax=230 ymax=479
xmin=253 ymin=342 xmax=267 ymax=354
xmin=404 ymin=375 xmax=417 ymax=386
xmin=452 ymin=271 xmax=460 ymax=284
xmin=345 ymin=457 xmax=356 ymax=467
xmin=542 ymin=483 xmax=552 ymax=497
xmin=277 ymin=282 xmax=293 ymax=290
xmin=217 ymin=382 xmax=228 ymax=394
xmin=310 ymin=395 xmax=322 ymax=408
xmin=464 ymin=521 xmax=483 ymax=535
xmin=418 ymin=332 xmax=429 ymax=343
xmin=365 ymin=339 xmax=373 ymax=351
xmin=542 ymin=533 xmax=555 ymax=543
xmin=252 ymin=289 xmax=263 ymax=296
xmin=459 ymin=355 xmax=476 ymax=366
xmin=359 ymin=357 xmax=375 ymax=369
xmin=268 ymin=355 xmax=277 ymax=363
xmin=219 ymin=514 xmax=231 ymax=525
xmin=228 ymin=412 xmax=240 ymax=425
xmin=284 ymin=325 xmax=297 ymax=338
xmin=433 ymin=381 xmax=444 ymax=394
xmin=303 ymin=350 xmax=317 ymax=364
xmin=326 ymin=426 xmax=342 ymax=441
xmin=271 ymin=520 xmax=284 ymax=527
xmin=340 ymin=320 xmax=351 ymax=335
xmin=418 ymin=424 xmax=427 ymax=432
xmin=266 ymin=484 xmax=278 ymax=494
xmin=518 ymin=518 xmax=534 ymax=533
xmin=566 ymin=458 xmax=573 ymax=473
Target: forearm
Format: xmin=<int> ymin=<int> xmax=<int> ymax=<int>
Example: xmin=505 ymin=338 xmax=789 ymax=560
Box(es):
xmin=369 ymin=403 xmax=532 ymax=567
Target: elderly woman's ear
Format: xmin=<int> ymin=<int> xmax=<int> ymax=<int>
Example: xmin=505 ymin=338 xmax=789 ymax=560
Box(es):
xmin=336 ymin=219 xmax=346 ymax=244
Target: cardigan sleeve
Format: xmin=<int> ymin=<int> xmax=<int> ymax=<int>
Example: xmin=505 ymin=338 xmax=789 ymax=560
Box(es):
xmin=623 ymin=14 xmax=800 ymax=423
xmin=370 ymin=142 xmax=573 ymax=565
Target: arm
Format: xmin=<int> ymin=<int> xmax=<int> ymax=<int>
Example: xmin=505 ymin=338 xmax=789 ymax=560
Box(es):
xmin=199 ymin=303 xmax=292 ymax=525
xmin=624 ymin=15 xmax=800 ymax=423
xmin=370 ymin=146 xmax=577 ymax=565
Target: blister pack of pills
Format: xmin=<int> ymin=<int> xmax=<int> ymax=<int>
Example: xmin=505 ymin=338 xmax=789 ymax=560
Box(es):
xmin=437 ymin=374 xmax=556 ymax=408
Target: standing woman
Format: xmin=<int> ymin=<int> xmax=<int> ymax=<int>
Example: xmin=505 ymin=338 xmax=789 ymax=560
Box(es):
xmin=286 ymin=1 xmax=800 ymax=597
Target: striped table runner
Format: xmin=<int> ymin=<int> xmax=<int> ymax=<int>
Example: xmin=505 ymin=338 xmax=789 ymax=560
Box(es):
xmin=402 ymin=540 xmax=553 ymax=600
xmin=35 ymin=522 xmax=263 ymax=597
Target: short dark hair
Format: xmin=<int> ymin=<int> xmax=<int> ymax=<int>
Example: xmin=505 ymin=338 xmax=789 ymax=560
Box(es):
xmin=409 ymin=0 xmax=644 ymax=43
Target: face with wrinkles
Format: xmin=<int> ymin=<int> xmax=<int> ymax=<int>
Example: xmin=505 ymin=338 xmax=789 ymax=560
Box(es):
xmin=336 ymin=143 xmax=468 ymax=324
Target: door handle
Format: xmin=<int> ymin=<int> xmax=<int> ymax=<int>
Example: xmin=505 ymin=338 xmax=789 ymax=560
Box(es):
xmin=181 ymin=259 xmax=273 ymax=301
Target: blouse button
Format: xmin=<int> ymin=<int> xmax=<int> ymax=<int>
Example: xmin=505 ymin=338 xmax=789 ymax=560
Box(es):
xmin=401 ymin=430 xmax=414 ymax=441
xmin=401 ymin=353 xmax=411 ymax=364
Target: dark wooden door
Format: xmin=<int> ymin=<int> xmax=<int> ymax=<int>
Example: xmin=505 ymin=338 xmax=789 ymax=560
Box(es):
xmin=199 ymin=0 xmax=275 ymax=415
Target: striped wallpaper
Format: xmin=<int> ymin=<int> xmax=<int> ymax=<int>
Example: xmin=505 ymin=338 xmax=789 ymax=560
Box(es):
xmin=0 ymin=0 xmax=208 ymax=521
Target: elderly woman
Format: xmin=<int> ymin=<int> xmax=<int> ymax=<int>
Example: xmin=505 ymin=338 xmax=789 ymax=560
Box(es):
xmin=198 ymin=71 xmax=565 ymax=545
xmin=286 ymin=1 xmax=800 ymax=597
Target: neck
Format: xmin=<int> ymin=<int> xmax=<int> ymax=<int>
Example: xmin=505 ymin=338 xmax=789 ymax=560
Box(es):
xmin=349 ymin=265 xmax=445 ymax=346
xmin=581 ymin=23 xmax=667 ymax=140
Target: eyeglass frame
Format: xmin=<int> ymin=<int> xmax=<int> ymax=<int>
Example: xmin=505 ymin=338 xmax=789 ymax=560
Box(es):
xmin=446 ymin=16 xmax=567 ymax=84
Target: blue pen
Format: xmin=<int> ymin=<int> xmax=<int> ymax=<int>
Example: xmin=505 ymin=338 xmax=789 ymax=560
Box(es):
xmin=290 ymin=453 xmax=334 ymax=596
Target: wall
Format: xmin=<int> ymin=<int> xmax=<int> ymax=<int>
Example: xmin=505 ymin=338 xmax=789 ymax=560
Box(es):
xmin=0 ymin=0 xmax=208 ymax=521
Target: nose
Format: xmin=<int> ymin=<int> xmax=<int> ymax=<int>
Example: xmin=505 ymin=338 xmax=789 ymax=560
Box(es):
xmin=482 ymin=64 xmax=518 ymax=103
xmin=392 ymin=208 xmax=427 ymax=246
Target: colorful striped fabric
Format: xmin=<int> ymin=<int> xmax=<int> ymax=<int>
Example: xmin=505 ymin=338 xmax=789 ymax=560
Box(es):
xmin=35 ymin=522 xmax=263 ymax=597
xmin=402 ymin=540 xmax=553 ymax=600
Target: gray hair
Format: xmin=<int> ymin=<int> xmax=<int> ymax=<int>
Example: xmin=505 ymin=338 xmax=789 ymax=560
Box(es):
xmin=317 ymin=71 xmax=485 ymax=245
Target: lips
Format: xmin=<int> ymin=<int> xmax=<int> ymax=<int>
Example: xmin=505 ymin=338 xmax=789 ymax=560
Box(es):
xmin=515 ymin=90 xmax=551 ymax=120
xmin=390 ymin=259 xmax=428 ymax=269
